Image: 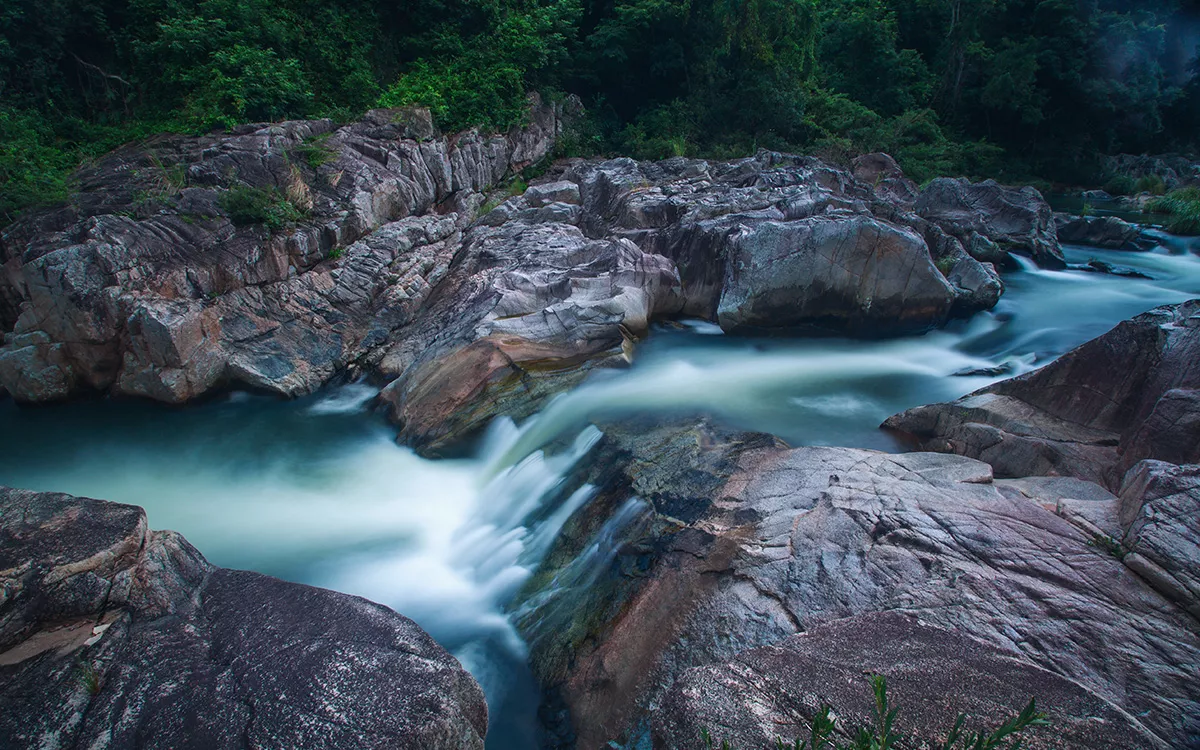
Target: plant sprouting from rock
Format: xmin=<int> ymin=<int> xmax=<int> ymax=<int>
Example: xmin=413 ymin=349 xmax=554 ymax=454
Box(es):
xmin=700 ymin=675 xmax=1048 ymax=750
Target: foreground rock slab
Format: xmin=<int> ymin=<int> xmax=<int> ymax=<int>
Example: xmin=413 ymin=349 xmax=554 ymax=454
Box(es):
xmin=0 ymin=487 xmax=487 ymax=749
xmin=517 ymin=426 xmax=1199 ymax=749
xmin=653 ymin=612 xmax=1157 ymax=749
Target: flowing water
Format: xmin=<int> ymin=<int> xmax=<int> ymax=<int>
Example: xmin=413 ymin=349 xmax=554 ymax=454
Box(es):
xmin=2 ymin=242 xmax=1199 ymax=746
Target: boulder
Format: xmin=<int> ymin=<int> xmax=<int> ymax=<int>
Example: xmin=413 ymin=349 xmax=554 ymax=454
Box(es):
xmin=570 ymin=152 xmax=1003 ymax=335
xmin=516 ymin=424 xmax=1200 ymax=749
xmin=0 ymin=487 xmax=487 ymax=749
xmin=1054 ymin=213 xmax=1144 ymax=250
xmin=884 ymin=300 xmax=1200 ymax=488
xmin=916 ymin=178 xmax=1064 ymax=267
xmin=714 ymin=214 xmax=959 ymax=335
xmin=376 ymin=221 xmax=683 ymax=453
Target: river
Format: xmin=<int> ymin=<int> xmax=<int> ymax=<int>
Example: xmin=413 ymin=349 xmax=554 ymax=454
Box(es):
xmin=1 ymin=241 xmax=1198 ymax=747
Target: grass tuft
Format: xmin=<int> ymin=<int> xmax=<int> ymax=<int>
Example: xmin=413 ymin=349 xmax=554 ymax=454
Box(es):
xmin=700 ymin=674 xmax=1049 ymax=750
xmin=1146 ymin=187 xmax=1200 ymax=235
xmin=218 ymin=183 xmax=308 ymax=230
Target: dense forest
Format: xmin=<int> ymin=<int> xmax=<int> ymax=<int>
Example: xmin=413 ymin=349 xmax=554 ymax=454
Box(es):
xmin=2 ymin=0 xmax=1199 ymax=223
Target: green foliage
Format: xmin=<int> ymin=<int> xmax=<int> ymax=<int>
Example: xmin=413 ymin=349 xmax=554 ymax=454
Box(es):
xmin=380 ymin=58 xmax=527 ymax=133
xmin=1146 ymin=188 xmax=1200 ymax=236
xmin=1 ymin=0 xmax=1199 ymax=226
xmin=77 ymin=660 xmax=103 ymax=695
xmin=217 ymin=184 xmax=307 ymax=230
xmin=1135 ymin=174 xmax=1168 ymax=196
xmin=1103 ymin=175 xmax=1137 ymax=197
xmin=292 ymin=133 xmax=337 ymax=169
xmin=0 ymin=106 xmax=75 ymax=222
xmin=700 ymin=675 xmax=1049 ymax=750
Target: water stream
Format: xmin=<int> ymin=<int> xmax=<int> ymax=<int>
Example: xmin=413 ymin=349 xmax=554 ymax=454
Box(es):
xmin=2 ymin=242 xmax=1199 ymax=746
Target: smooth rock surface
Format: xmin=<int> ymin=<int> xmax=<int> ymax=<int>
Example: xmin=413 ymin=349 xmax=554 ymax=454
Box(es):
xmin=653 ymin=612 xmax=1159 ymax=750
xmin=884 ymin=300 xmax=1200 ymax=488
xmin=518 ymin=429 xmax=1200 ymax=749
xmin=0 ymin=487 xmax=488 ymax=749
xmin=1054 ymin=213 xmax=1143 ymax=250
xmin=916 ymin=178 xmax=1064 ymax=267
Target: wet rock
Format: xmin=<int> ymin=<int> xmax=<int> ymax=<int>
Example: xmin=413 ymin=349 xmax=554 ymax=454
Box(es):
xmin=2 ymin=146 xmax=1045 ymax=451
xmin=916 ymin=178 xmax=1064 ymax=267
xmin=851 ymin=152 xmax=919 ymax=208
xmin=0 ymin=96 xmax=563 ymax=404
xmin=376 ymin=221 xmax=683 ymax=452
xmin=520 ymin=440 xmax=1200 ymax=749
xmin=0 ymin=487 xmax=487 ymax=750
xmin=653 ymin=612 xmax=1160 ymax=750
xmin=714 ymin=214 xmax=959 ymax=335
xmin=885 ymin=300 xmax=1200 ymax=488
xmin=1055 ymin=214 xmax=1143 ymax=250
xmin=572 ymin=152 xmax=1002 ymax=334
xmin=1068 ymin=259 xmax=1152 ymax=278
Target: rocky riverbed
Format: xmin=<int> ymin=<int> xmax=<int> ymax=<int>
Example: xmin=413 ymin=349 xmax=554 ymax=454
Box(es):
xmin=2 ymin=105 xmax=1198 ymax=750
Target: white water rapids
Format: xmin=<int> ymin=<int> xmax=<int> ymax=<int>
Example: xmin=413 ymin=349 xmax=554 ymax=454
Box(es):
xmin=2 ymin=243 xmax=1199 ymax=746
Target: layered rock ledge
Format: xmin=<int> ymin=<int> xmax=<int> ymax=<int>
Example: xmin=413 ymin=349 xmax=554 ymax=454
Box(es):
xmin=3 ymin=122 xmax=1064 ymax=453
xmin=884 ymin=300 xmax=1200 ymax=489
xmin=0 ymin=487 xmax=487 ymax=749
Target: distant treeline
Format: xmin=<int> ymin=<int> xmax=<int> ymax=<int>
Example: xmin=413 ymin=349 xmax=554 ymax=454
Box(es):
xmin=3 ymin=0 xmax=1199 ymax=222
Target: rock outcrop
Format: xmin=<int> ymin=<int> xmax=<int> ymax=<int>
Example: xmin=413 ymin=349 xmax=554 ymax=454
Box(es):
xmin=0 ymin=97 xmax=563 ymax=404
xmin=515 ymin=422 xmax=1200 ymax=749
xmin=1054 ymin=213 xmax=1145 ymax=250
xmin=884 ymin=300 xmax=1200 ymax=489
xmin=570 ymin=154 xmax=1005 ymax=336
xmin=0 ymin=487 xmax=487 ymax=749
xmin=3 ymin=136 xmax=1062 ymax=450
xmin=916 ymin=178 xmax=1064 ymax=267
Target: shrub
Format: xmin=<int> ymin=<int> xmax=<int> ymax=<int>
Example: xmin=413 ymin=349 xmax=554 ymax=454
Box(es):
xmin=379 ymin=58 xmax=527 ymax=133
xmin=292 ymin=133 xmax=337 ymax=169
xmin=1134 ymin=174 xmax=1167 ymax=196
xmin=217 ymin=184 xmax=307 ymax=230
xmin=1146 ymin=187 xmax=1200 ymax=235
xmin=1103 ymin=174 xmax=1136 ymax=196
xmin=0 ymin=107 xmax=75 ymax=222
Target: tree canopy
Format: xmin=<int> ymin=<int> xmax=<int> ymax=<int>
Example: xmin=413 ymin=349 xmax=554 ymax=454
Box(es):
xmin=2 ymin=0 xmax=1198 ymax=222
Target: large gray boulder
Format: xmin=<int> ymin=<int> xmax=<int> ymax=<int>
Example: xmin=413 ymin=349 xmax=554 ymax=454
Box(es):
xmin=375 ymin=220 xmax=683 ymax=452
xmin=1118 ymin=460 xmax=1200 ymax=620
xmin=516 ymin=423 xmax=1199 ymax=749
xmin=1054 ymin=213 xmax=1144 ymax=250
xmin=917 ymin=178 xmax=1064 ymax=267
xmin=0 ymin=487 xmax=487 ymax=749
xmin=570 ymin=153 xmax=1002 ymax=336
xmin=884 ymin=300 xmax=1200 ymax=489
xmin=714 ymin=214 xmax=958 ymax=335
